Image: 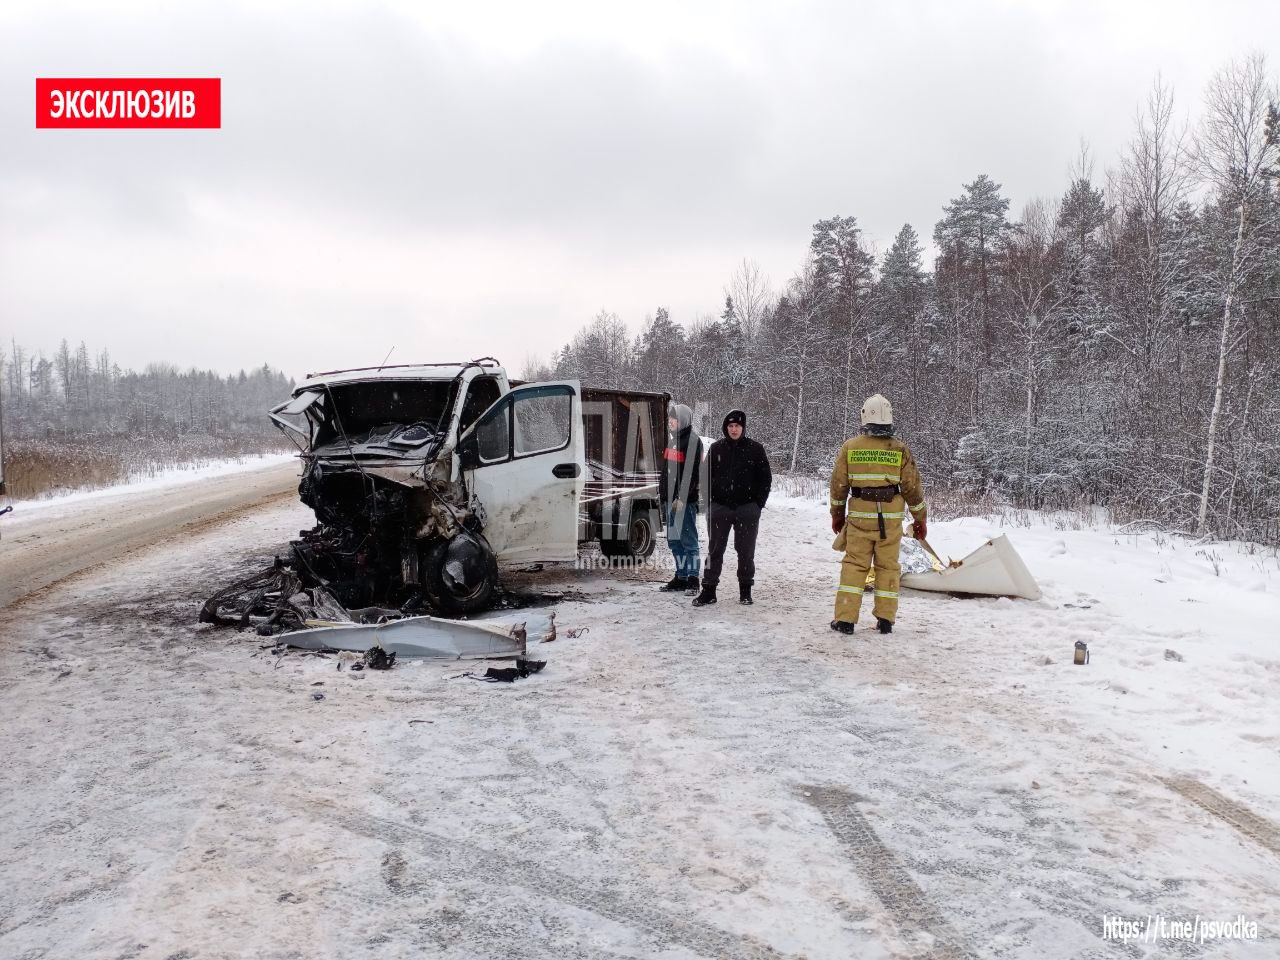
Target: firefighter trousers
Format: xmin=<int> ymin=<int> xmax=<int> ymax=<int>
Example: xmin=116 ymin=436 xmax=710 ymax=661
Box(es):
xmin=834 ymin=521 xmax=901 ymax=624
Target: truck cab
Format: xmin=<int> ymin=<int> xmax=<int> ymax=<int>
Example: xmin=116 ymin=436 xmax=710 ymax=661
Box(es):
xmin=270 ymin=359 xmax=667 ymax=614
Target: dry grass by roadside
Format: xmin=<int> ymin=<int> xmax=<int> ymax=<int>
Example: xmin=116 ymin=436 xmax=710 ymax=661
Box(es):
xmin=1 ymin=436 xmax=291 ymax=500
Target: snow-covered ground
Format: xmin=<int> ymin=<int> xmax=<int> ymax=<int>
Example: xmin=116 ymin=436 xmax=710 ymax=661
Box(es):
xmin=1 ymin=452 xmax=296 ymax=513
xmin=0 ymin=489 xmax=1276 ymax=959
xmin=921 ymin=510 xmax=1280 ymax=804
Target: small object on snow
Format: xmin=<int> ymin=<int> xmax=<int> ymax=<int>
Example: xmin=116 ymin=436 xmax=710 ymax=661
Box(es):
xmin=454 ymin=658 xmax=547 ymax=683
xmin=350 ymin=662 xmax=364 ymax=671
xmin=565 ymin=627 xmax=589 ymax=639
xmin=363 ymin=647 xmax=396 ymax=671
xmin=1031 ymin=780 xmax=1041 ymax=789
xmin=1038 ymin=655 xmax=1053 ymax=666
xmin=311 ymin=691 xmax=325 ymax=701
xmin=483 ymin=659 xmax=546 ymax=681
xmin=1164 ymin=648 xmax=1184 ymax=662
xmin=1073 ymin=641 xmax=1090 ymax=665
xmin=310 ymin=681 xmax=324 ymax=686
xmin=408 ymin=719 xmax=433 ymax=725
xmin=508 ymin=621 xmax=528 ymax=644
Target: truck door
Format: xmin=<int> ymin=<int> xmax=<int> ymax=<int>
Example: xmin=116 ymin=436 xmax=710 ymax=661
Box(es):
xmin=458 ymin=381 xmax=584 ymax=563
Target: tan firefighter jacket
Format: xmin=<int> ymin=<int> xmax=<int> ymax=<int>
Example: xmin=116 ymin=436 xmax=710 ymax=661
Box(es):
xmin=829 ymin=434 xmax=927 ymax=536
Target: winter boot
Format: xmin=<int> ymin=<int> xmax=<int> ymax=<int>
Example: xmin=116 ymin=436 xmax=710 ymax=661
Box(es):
xmin=739 ymin=584 xmax=753 ymax=605
xmin=876 ymin=617 xmax=893 ymax=635
xmin=684 ymin=575 xmax=700 ymax=597
xmin=692 ymin=585 xmax=717 ymax=607
xmin=658 ymin=575 xmax=688 ymax=592
xmin=830 ymin=619 xmax=856 ymax=635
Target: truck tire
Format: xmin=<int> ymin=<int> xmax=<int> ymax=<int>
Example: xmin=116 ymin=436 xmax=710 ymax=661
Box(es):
xmin=421 ymin=533 xmax=499 ymax=615
xmin=600 ymin=503 xmax=657 ymax=561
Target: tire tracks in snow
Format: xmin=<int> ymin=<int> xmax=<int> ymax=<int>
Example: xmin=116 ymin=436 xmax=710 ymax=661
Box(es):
xmin=798 ymin=785 xmax=974 ymax=959
xmin=304 ymin=798 xmax=802 ymax=960
xmin=1158 ymin=776 xmax=1280 ymax=860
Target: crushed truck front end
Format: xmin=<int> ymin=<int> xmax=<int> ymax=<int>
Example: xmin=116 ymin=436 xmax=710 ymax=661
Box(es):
xmin=268 ymin=361 xmax=510 ymax=613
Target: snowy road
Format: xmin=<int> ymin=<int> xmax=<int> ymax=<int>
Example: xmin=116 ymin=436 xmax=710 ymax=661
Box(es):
xmin=0 ymin=460 xmax=298 ymax=608
xmin=0 ymin=491 xmax=1276 ymax=959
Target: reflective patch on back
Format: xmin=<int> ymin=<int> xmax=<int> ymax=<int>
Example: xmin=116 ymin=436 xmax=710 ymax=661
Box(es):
xmin=847 ymin=448 xmax=903 ymax=467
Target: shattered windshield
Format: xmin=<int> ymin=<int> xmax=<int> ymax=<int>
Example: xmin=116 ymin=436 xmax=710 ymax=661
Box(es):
xmin=312 ymin=380 xmax=457 ymax=452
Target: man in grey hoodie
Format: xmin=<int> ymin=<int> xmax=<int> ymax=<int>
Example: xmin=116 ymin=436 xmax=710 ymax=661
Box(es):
xmin=657 ymin=403 xmax=705 ymax=596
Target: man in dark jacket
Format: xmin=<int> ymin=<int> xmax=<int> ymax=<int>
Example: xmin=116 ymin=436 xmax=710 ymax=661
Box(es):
xmin=657 ymin=403 xmax=706 ymax=596
xmin=693 ymin=409 xmax=772 ymax=607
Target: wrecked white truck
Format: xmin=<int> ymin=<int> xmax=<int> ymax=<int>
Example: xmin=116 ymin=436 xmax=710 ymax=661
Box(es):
xmin=203 ymin=359 xmax=669 ymax=626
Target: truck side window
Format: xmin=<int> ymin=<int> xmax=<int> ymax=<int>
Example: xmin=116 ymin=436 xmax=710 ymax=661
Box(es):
xmin=514 ymin=387 xmax=571 ymax=457
xmin=476 ymin=401 xmax=511 ymax=463
xmin=459 ymin=376 xmax=501 ymax=434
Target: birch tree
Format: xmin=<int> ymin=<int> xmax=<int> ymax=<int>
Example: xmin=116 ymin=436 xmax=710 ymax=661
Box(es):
xmin=1193 ymin=53 xmax=1279 ymax=534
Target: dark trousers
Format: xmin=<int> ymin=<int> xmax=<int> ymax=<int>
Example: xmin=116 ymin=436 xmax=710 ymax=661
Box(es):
xmin=703 ymin=502 xmax=760 ymax=590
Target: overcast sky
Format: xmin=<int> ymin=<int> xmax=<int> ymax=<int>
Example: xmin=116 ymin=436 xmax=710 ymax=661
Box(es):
xmin=2 ymin=0 xmax=1277 ymax=382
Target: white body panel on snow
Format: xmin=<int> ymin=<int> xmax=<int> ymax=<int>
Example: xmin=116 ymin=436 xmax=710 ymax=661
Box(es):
xmin=285 ymin=615 xmax=528 ymax=660
xmin=901 ymin=534 xmax=1042 ymax=601
xmin=459 ymin=380 xmax=585 ymax=564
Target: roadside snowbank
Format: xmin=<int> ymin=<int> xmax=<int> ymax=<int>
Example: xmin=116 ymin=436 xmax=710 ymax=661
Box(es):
xmin=923 ymin=511 xmax=1279 ymax=799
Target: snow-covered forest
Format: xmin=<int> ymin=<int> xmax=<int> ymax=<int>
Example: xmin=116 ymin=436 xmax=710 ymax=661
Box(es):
xmin=539 ymin=59 xmax=1280 ymax=544
xmin=0 ymin=339 xmax=292 ymax=498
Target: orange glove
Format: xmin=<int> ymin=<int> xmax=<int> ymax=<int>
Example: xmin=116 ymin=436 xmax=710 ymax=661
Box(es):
xmin=912 ymin=518 xmax=927 ymax=540
xmin=831 ymin=510 xmax=845 ymax=534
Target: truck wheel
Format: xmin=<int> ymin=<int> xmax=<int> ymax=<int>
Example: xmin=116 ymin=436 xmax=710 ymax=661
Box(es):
xmin=600 ymin=506 xmax=656 ymax=561
xmin=421 ymin=534 xmax=499 ymax=615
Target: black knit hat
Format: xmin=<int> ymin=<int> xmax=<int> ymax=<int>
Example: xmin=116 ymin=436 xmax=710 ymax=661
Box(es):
xmin=722 ymin=409 xmax=747 ymax=436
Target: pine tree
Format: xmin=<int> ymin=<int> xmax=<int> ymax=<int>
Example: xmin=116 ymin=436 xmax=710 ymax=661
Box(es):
xmin=809 ymin=216 xmax=875 ymax=436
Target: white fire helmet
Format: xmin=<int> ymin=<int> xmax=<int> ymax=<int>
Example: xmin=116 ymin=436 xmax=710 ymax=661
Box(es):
xmin=861 ymin=394 xmax=893 ymax=426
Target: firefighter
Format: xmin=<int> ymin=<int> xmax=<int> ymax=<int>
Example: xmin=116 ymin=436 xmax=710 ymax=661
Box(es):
xmin=829 ymin=394 xmax=927 ymax=635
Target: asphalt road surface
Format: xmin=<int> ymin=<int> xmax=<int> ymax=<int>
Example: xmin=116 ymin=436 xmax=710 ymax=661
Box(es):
xmin=0 ymin=461 xmax=298 ymax=609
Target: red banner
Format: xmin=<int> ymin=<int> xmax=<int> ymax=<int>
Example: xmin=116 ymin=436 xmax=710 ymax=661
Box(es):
xmin=36 ymin=78 xmax=221 ymax=129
